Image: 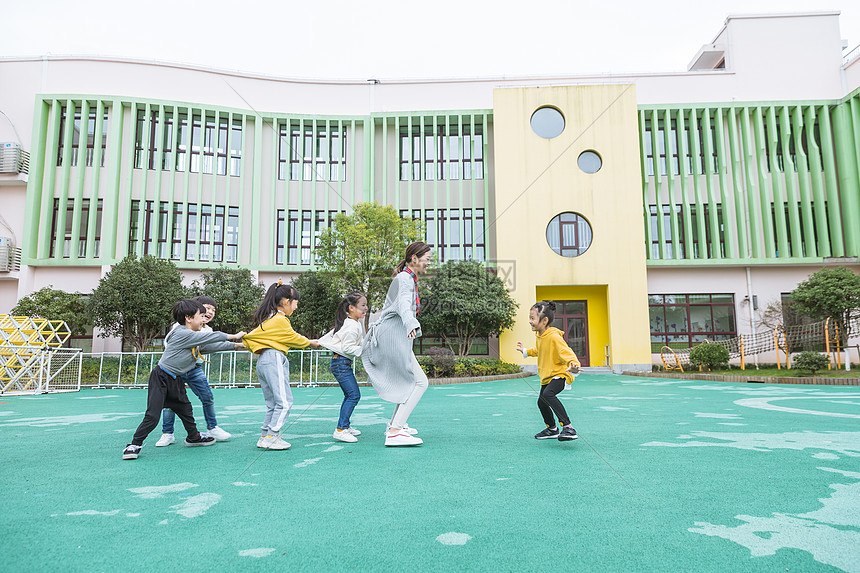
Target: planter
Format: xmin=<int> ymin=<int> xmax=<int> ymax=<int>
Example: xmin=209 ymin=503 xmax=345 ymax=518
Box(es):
xmin=622 ymin=371 xmax=860 ymax=386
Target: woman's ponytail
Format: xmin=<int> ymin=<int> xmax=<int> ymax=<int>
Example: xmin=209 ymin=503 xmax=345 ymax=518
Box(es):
xmin=393 ymin=241 xmax=431 ymax=276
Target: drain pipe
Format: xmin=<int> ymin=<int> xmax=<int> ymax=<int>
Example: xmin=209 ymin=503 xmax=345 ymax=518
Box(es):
xmin=745 ymin=266 xmax=759 ymax=369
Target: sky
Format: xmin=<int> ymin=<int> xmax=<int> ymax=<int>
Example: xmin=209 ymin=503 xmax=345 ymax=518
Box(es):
xmin=2 ymin=0 xmax=860 ymax=80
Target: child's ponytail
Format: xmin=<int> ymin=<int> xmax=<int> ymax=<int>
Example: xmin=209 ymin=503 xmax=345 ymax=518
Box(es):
xmin=332 ymin=291 xmax=366 ymax=334
xmin=252 ymin=280 xmax=300 ymax=329
xmin=531 ymin=300 xmax=557 ymax=326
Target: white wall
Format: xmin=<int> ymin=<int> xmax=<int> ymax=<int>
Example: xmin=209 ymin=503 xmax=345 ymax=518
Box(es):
xmin=647 ymin=264 xmax=860 ymax=365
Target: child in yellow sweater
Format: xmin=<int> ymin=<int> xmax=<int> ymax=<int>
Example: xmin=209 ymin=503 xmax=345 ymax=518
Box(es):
xmin=516 ymin=301 xmax=581 ymax=441
xmin=243 ymin=281 xmax=319 ymax=450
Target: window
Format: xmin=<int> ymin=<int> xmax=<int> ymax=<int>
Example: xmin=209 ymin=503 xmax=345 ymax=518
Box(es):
xmin=546 ymin=212 xmax=592 ymax=257
xmin=57 ymin=105 xmax=109 ymax=168
xmin=400 ymin=208 xmax=485 ymax=262
xmin=647 ymin=205 xmax=685 ymax=259
xmin=129 ymin=201 xmax=238 ymax=263
xmin=275 ymin=209 xmax=342 ymax=265
xmin=689 ymin=204 xmax=725 ymax=258
xmin=415 ymin=335 xmax=489 ymax=356
xmin=399 ymin=124 xmax=484 ymax=181
xmin=577 ymin=150 xmax=602 ymax=174
xmin=530 ymin=106 xmax=565 ymax=139
xmin=762 ymin=116 xmax=822 ymax=173
xmin=649 ymin=294 xmax=736 ymax=352
xmin=135 ymin=109 xmax=242 ymax=176
xmin=49 ymin=198 xmax=103 ymax=258
xmin=642 ymin=114 xmax=718 ymax=177
xmin=770 ymin=201 xmax=829 ymax=257
xmin=278 ymin=122 xmax=347 ymax=181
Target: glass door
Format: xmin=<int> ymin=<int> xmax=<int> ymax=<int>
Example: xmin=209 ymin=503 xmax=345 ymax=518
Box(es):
xmin=551 ymin=300 xmax=589 ymax=367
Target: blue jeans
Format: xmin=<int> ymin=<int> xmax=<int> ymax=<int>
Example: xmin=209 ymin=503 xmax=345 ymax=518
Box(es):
xmin=331 ymin=355 xmax=360 ymax=430
xmin=161 ymin=365 xmax=217 ymax=433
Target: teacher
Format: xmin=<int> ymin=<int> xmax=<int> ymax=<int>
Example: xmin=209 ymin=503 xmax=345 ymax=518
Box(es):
xmin=362 ymin=241 xmax=432 ymax=447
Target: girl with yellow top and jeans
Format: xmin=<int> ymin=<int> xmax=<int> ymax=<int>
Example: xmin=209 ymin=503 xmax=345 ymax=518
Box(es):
xmin=516 ymin=301 xmax=581 ymax=441
xmin=243 ymin=282 xmax=319 ymax=450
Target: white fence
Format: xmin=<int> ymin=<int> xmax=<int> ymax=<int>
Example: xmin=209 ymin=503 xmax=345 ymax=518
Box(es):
xmin=81 ymin=349 xmax=365 ymax=389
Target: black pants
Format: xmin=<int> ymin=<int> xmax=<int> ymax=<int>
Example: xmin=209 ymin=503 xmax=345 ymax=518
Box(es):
xmin=538 ymin=377 xmax=571 ymax=427
xmin=131 ymin=366 xmax=200 ymax=445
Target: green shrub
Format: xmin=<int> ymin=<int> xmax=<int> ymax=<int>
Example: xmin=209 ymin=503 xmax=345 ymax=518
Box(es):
xmin=423 ymin=347 xmax=456 ymax=378
xmin=417 ymin=355 xmax=521 ymax=378
xmin=689 ymin=343 xmax=730 ymax=371
xmin=791 ymin=351 xmax=830 ymax=375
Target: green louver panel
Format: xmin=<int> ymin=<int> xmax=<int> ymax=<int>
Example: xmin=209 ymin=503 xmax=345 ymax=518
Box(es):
xmin=639 ymin=97 xmax=860 ymax=265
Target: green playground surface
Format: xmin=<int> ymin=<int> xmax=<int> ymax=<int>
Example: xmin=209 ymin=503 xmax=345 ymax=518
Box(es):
xmin=1 ymin=374 xmax=859 ymax=572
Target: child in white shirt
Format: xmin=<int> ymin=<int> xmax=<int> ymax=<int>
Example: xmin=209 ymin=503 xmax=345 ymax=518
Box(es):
xmin=319 ymin=292 xmax=368 ymax=443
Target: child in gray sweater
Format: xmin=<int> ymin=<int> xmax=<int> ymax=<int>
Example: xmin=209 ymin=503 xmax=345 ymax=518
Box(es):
xmin=123 ymin=300 xmax=245 ymax=460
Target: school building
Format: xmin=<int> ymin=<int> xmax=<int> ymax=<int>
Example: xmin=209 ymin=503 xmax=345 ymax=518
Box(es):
xmin=1 ymin=11 xmax=859 ymax=369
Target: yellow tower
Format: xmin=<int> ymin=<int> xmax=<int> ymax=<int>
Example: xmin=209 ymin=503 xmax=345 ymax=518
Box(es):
xmin=493 ymin=84 xmax=651 ymax=372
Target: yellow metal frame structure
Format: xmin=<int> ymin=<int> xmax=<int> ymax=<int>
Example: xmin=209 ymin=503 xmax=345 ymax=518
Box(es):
xmin=774 ymin=326 xmax=790 ymax=369
xmin=824 ymin=318 xmax=842 ymax=370
xmin=0 ymin=315 xmax=71 ymax=393
xmin=660 ymin=346 xmax=684 ymax=373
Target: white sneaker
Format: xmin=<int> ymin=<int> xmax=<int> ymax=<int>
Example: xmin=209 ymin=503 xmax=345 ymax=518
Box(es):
xmin=385 ymin=424 xmax=418 ymax=435
xmin=266 ymin=436 xmax=291 ymax=450
xmin=346 ymin=427 xmax=361 ymax=436
xmin=385 ymin=431 xmax=423 ymax=447
xmin=155 ymin=433 xmax=175 ymax=447
xmin=206 ymin=426 xmax=231 ymax=441
xmin=257 ymin=435 xmax=273 ymax=448
xmin=333 ymin=429 xmax=358 ymax=443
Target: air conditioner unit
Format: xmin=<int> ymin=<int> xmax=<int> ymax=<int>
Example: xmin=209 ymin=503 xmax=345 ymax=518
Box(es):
xmin=0 ymin=237 xmax=21 ymax=272
xmin=0 ymin=143 xmax=29 ymax=175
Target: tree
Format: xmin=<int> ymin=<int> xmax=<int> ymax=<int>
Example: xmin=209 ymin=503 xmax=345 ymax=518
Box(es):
xmin=419 ymin=260 xmax=519 ymax=357
xmin=11 ymin=286 xmax=90 ymax=338
xmin=790 ymin=267 xmax=860 ymax=342
xmin=315 ymin=202 xmax=424 ymax=328
xmin=190 ymin=266 xmax=265 ymax=332
xmin=289 ymin=270 xmax=342 ymax=339
xmin=688 ymin=342 xmax=729 ymax=371
xmin=88 ymin=255 xmax=186 ymax=352
xmin=792 ymin=351 xmax=830 ymax=376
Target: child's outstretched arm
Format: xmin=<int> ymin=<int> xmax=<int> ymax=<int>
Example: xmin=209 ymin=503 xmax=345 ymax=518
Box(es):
xmin=516 ymin=341 xmax=537 ymax=358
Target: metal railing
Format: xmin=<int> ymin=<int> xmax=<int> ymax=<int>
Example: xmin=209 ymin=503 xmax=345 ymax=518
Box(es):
xmin=844 ymin=44 xmax=860 ymax=67
xmin=82 ymin=349 xmax=366 ymax=389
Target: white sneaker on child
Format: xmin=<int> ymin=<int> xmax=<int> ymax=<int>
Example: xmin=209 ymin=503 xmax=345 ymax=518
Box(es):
xmin=333 ymin=429 xmax=358 ymax=443
xmin=346 ymin=427 xmax=361 ymax=436
xmin=155 ymin=433 xmax=175 ymax=447
xmin=385 ymin=430 xmax=423 ymax=447
xmin=266 ymin=436 xmax=291 ymax=450
xmin=257 ymin=435 xmax=273 ymax=448
xmin=206 ymin=426 xmax=231 ymax=441
xmin=385 ymin=424 xmax=417 ymax=435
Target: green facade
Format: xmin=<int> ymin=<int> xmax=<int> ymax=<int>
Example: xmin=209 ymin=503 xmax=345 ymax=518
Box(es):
xmin=639 ymin=88 xmax=860 ymax=266
xmin=22 ymin=91 xmax=860 ymax=271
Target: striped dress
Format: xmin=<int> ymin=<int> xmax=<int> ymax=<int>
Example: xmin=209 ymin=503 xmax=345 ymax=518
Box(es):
xmin=361 ymin=272 xmax=427 ymax=404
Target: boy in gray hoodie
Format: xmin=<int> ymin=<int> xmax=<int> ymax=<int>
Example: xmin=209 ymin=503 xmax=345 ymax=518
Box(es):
xmin=123 ymin=300 xmax=245 ymax=460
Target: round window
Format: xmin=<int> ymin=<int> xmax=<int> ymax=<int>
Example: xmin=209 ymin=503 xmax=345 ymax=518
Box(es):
xmin=546 ymin=212 xmax=592 ymax=257
xmin=577 ymin=150 xmax=602 ymax=174
xmin=530 ymin=106 xmax=565 ymax=139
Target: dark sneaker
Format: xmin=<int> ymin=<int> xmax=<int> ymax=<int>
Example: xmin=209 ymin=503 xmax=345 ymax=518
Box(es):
xmin=184 ymin=434 xmax=216 ymax=447
xmin=535 ymin=427 xmax=560 ymax=439
xmin=558 ymin=427 xmax=578 ymax=441
xmin=122 ymin=444 xmax=142 ymax=460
